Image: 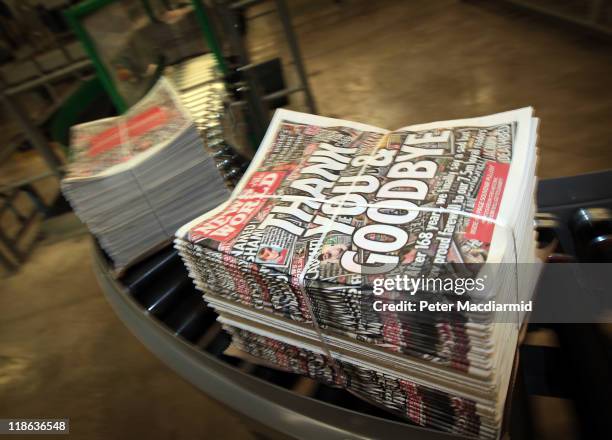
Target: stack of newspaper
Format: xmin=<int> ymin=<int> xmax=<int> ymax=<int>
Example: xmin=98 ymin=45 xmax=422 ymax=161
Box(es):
xmin=175 ymin=109 xmax=540 ymax=438
xmin=166 ymin=54 xmax=249 ymax=187
xmin=62 ymin=78 xmax=229 ymax=271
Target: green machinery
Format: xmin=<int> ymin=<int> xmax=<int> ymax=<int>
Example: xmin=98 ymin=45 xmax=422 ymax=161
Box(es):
xmin=62 ymin=0 xmax=316 ymax=146
xmin=63 ymin=0 xmax=228 ymax=113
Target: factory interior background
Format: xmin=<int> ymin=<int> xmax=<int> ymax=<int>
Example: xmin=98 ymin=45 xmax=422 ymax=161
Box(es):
xmin=1 ymin=0 xmax=611 ymax=439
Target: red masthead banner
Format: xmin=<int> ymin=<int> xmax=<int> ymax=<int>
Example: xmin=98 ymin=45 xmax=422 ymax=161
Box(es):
xmin=190 ymin=171 xmax=286 ymax=242
xmin=88 ymin=106 xmax=169 ymax=157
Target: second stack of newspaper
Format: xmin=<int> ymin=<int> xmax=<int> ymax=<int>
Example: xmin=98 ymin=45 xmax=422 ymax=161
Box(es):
xmin=62 ymin=78 xmax=229 ymax=271
xmin=175 ymin=108 xmax=540 ymax=439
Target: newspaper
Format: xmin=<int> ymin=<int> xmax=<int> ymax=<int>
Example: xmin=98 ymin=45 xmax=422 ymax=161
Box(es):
xmin=62 ymin=78 xmax=229 ymax=271
xmin=175 ymin=108 xmax=539 ymax=439
xmin=225 ymin=325 xmax=486 ymax=436
xmin=178 ymin=108 xmax=533 ymax=281
xmin=66 ymin=78 xmax=192 ymax=180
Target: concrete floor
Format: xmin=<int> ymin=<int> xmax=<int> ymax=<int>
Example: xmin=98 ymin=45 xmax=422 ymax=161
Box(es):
xmin=1 ymin=0 xmax=611 ymax=439
xmin=0 ymin=237 xmax=254 ymax=439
